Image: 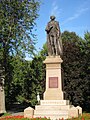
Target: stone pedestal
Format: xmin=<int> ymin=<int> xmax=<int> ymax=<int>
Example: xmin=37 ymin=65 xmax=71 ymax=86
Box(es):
xmin=34 ymin=100 xmax=69 ymax=120
xmin=24 ymin=56 xmax=82 ymax=120
xmin=34 ymin=100 xmax=81 ymax=120
xmin=24 ymin=107 xmax=34 ymax=118
xmin=43 ymin=56 xmax=63 ymax=100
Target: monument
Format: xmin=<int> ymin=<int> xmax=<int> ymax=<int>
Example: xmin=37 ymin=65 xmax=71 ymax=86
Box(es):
xmin=0 ymin=64 xmax=6 ymax=114
xmin=24 ymin=16 xmax=82 ymax=119
xmin=43 ymin=15 xmax=63 ymax=100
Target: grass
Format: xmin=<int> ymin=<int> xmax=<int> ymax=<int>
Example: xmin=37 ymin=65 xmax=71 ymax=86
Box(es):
xmin=1 ymin=112 xmax=11 ymax=117
xmin=0 ymin=113 xmax=90 ymax=120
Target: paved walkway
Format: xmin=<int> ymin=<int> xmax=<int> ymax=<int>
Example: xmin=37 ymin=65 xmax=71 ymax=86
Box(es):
xmin=0 ymin=103 xmax=29 ymax=117
xmin=6 ymin=103 xmax=28 ymax=116
xmin=10 ymin=112 xmax=24 ymax=116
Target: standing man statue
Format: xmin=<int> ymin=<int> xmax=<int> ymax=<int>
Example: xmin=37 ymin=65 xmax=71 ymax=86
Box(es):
xmin=45 ymin=16 xmax=63 ymax=56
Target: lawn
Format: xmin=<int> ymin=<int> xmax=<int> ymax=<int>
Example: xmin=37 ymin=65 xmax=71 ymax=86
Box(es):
xmin=0 ymin=113 xmax=90 ymax=120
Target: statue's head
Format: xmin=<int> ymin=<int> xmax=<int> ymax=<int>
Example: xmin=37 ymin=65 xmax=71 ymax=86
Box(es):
xmin=50 ymin=16 xmax=56 ymax=20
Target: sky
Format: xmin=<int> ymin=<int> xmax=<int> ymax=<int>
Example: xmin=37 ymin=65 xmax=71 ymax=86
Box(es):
xmin=26 ymin=0 xmax=90 ymax=59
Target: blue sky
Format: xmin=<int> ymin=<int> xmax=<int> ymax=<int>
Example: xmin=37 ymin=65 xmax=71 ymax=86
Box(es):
xmin=35 ymin=0 xmax=90 ymax=51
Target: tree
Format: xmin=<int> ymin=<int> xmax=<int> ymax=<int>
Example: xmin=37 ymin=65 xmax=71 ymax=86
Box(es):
xmin=5 ymin=56 xmax=26 ymax=106
xmin=0 ymin=0 xmax=40 ymax=56
xmin=0 ymin=0 xmax=40 ymax=110
xmin=79 ymin=31 xmax=90 ymax=111
xmin=20 ymin=44 xmax=47 ymax=106
xmin=23 ymin=44 xmax=47 ymax=106
xmin=62 ymin=31 xmax=90 ymax=111
xmin=5 ymin=46 xmax=46 ymax=107
xmin=6 ymin=51 xmax=46 ymax=107
xmin=0 ymin=0 xmax=40 ymax=71
xmin=0 ymin=0 xmax=40 ymax=72
xmin=62 ymin=31 xmax=82 ymax=104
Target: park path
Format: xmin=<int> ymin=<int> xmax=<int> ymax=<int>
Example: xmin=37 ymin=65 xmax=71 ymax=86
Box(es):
xmin=8 ymin=111 xmax=24 ymax=116
xmin=6 ymin=103 xmax=28 ymax=116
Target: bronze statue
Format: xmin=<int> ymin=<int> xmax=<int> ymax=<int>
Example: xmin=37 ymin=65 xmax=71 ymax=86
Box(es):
xmin=45 ymin=16 xmax=63 ymax=56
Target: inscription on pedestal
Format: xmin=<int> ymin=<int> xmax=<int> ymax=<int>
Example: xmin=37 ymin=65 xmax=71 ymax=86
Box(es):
xmin=40 ymin=100 xmax=69 ymax=105
xmin=49 ymin=77 xmax=58 ymax=88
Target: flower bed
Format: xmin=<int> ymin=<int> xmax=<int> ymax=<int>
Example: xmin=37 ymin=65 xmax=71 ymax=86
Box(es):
xmin=0 ymin=113 xmax=90 ymax=120
xmin=67 ymin=113 xmax=90 ymax=120
xmin=0 ymin=115 xmax=25 ymax=120
xmin=0 ymin=116 xmax=50 ymax=120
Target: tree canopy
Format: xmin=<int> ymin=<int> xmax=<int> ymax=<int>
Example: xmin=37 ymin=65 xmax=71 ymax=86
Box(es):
xmin=0 ymin=0 xmax=40 ymax=110
xmin=62 ymin=31 xmax=90 ymax=111
xmin=0 ymin=0 xmax=40 ymax=57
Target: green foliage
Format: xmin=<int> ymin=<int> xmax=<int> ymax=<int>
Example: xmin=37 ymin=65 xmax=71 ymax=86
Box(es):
xmin=1 ymin=112 xmax=11 ymax=117
xmin=5 ymin=53 xmax=46 ymax=107
xmin=21 ymin=44 xmax=46 ymax=106
xmin=5 ymin=56 xmax=27 ymax=105
xmin=39 ymin=43 xmax=48 ymax=58
xmin=0 ymin=0 xmax=40 ymax=108
xmin=62 ymin=31 xmax=90 ymax=111
xmin=0 ymin=0 xmax=40 ymax=57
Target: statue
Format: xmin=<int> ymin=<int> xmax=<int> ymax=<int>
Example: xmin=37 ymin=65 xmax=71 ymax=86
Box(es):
xmin=45 ymin=16 xmax=63 ymax=56
xmin=37 ymin=92 xmax=40 ymax=104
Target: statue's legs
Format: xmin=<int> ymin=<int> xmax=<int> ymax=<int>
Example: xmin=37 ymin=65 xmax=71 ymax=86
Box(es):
xmin=47 ymin=37 xmax=52 ymax=56
xmin=54 ymin=37 xmax=58 ymax=55
xmin=52 ymin=36 xmax=55 ymax=55
xmin=50 ymin=36 xmax=55 ymax=56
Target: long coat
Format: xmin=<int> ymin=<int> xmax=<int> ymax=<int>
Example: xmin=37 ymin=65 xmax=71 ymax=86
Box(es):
xmin=45 ymin=20 xmax=63 ymax=56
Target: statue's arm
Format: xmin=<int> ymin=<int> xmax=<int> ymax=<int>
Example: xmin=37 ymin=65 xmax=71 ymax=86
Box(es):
xmin=56 ymin=22 xmax=61 ymax=37
xmin=45 ymin=22 xmax=53 ymax=33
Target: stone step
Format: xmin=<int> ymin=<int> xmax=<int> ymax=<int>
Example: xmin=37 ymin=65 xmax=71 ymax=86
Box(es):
xmin=34 ymin=114 xmax=68 ymax=120
xmin=35 ymin=105 xmax=72 ymax=110
xmin=34 ymin=110 xmax=68 ymax=120
xmin=34 ymin=110 xmax=68 ymax=114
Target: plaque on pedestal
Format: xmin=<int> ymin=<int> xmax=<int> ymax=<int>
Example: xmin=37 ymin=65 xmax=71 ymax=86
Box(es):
xmin=49 ymin=77 xmax=58 ymax=88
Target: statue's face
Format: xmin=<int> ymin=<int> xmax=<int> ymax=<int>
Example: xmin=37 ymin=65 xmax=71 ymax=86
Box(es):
xmin=50 ymin=16 xmax=55 ymax=20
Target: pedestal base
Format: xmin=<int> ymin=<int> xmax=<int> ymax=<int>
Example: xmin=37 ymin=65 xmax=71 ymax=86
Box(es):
xmin=44 ymin=89 xmax=64 ymax=100
xmin=33 ymin=100 xmax=81 ymax=120
xmin=24 ymin=99 xmax=82 ymax=120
